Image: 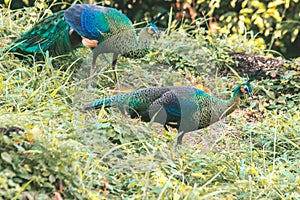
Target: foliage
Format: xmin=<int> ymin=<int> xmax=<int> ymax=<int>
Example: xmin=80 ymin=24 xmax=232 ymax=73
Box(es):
xmin=200 ymin=0 xmax=300 ymax=58
xmin=0 ymin=3 xmax=299 ymax=199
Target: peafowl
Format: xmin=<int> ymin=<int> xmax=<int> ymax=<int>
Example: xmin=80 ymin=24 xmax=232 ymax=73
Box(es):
xmin=84 ymin=81 xmax=253 ymax=144
xmin=8 ymin=4 xmax=165 ymax=82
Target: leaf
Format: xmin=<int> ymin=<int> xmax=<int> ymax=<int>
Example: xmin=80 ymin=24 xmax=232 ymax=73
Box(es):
xmin=128 ymin=179 xmax=138 ymax=188
xmin=12 ymin=179 xmax=33 ymax=200
xmin=267 ymin=8 xmax=282 ymax=22
xmin=50 ymin=86 xmax=63 ymax=97
xmin=13 ymin=144 xmax=26 ymax=152
xmin=254 ymin=16 xmax=264 ymax=30
xmin=49 ymin=175 xmax=56 ymax=183
xmin=251 ymin=0 xmax=264 ymax=7
xmin=242 ymin=0 xmax=248 ymax=8
xmin=0 ymin=75 xmax=4 ymax=93
xmin=268 ymin=0 xmax=285 ymax=8
xmin=274 ymin=30 xmax=283 ymax=38
xmin=283 ymin=71 xmax=299 ymax=79
xmin=260 ymin=86 xmax=276 ymax=99
xmin=173 ymin=193 xmax=181 ymax=200
xmin=1 ymin=152 xmax=12 ymax=164
xmin=285 ymin=0 xmax=291 ymax=8
xmin=240 ymin=8 xmax=253 ymax=14
xmin=291 ymin=28 xmax=299 ymax=43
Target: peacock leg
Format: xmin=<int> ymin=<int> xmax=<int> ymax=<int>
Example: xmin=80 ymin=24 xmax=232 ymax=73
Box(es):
xmin=163 ymin=124 xmax=170 ymax=132
xmin=87 ymin=53 xmax=98 ymax=88
xmin=112 ymin=53 xmax=120 ymax=89
xmin=176 ymin=131 xmax=185 ymax=145
xmin=91 ymin=51 xmax=99 ymax=76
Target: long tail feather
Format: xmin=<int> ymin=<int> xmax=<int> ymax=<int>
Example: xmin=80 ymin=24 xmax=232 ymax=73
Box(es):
xmin=84 ymin=98 xmax=112 ymax=111
xmin=8 ymin=11 xmax=81 ymax=56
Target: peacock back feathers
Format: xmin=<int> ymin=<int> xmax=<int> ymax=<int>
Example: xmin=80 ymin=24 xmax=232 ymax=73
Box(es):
xmin=64 ymin=4 xmax=134 ymax=43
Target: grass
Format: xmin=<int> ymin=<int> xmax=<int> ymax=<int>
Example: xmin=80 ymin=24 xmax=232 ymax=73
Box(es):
xmin=0 ymin=3 xmax=299 ymax=199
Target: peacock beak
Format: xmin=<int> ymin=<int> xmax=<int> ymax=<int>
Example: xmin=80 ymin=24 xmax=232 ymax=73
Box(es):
xmin=249 ymin=91 xmax=253 ymax=99
xmin=153 ymin=31 xmax=160 ymax=39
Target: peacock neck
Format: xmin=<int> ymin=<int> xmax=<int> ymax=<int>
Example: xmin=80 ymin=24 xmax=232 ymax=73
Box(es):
xmin=211 ymin=89 xmax=241 ymax=121
xmin=223 ymin=89 xmax=241 ymax=117
xmin=122 ymin=27 xmax=153 ymax=58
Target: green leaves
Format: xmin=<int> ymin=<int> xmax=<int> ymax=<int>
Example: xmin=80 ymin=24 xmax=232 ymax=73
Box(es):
xmin=1 ymin=152 xmax=12 ymax=164
xmin=189 ymin=0 xmax=300 ymax=57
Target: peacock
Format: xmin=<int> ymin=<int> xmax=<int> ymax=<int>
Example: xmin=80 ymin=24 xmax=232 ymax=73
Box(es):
xmin=8 ymin=4 xmax=165 ymax=82
xmin=83 ymin=80 xmax=254 ymax=144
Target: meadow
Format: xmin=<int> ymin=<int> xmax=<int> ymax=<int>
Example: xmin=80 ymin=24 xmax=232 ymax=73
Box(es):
xmin=0 ymin=4 xmax=299 ymax=199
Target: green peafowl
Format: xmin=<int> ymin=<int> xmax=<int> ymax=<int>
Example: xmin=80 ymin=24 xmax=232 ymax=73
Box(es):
xmin=8 ymin=4 xmax=165 ymax=82
xmin=83 ymin=81 xmax=254 ymax=144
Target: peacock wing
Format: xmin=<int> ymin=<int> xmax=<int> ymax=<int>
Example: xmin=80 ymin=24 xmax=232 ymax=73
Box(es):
xmin=119 ymin=87 xmax=171 ymax=121
xmin=165 ymin=99 xmax=198 ymax=118
xmin=149 ymin=88 xmax=200 ymax=129
xmin=64 ymin=4 xmax=131 ymax=41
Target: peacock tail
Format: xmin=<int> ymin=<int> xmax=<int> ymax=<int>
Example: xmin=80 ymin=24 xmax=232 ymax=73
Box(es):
xmin=84 ymin=87 xmax=172 ymax=121
xmin=8 ymin=11 xmax=82 ymax=56
xmin=84 ymin=81 xmax=253 ymax=144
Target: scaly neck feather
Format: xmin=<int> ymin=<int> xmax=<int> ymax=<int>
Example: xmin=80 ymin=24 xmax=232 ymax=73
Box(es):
xmin=210 ymin=88 xmax=241 ymax=123
xmin=137 ymin=26 xmax=154 ymax=49
xmin=224 ymin=89 xmax=242 ymax=116
xmin=122 ymin=26 xmax=153 ymax=58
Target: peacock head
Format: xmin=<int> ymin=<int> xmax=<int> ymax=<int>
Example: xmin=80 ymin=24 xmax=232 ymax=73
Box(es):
xmin=146 ymin=23 xmax=160 ymax=39
xmin=145 ymin=10 xmax=168 ymax=39
xmin=235 ymin=81 xmax=253 ymax=98
xmin=137 ymin=23 xmax=160 ymax=48
xmin=138 ymin=11 xmax=167 ymax=47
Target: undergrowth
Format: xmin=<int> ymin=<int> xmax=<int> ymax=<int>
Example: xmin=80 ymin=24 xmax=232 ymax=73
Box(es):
xmin=0 ymin=4 xmax=299 ymax=199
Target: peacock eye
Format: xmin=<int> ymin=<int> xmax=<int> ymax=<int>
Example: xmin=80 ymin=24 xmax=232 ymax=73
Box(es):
xmin=147 ymin=26 xmax=154 ymax=35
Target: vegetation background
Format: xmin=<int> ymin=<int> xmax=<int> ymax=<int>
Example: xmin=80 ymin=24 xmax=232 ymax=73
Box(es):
xmin=0 ymin=0 xmax=299 ymax=199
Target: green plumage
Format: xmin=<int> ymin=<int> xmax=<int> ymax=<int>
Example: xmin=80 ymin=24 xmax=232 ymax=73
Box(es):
xmin=84 ymin=81 xmax=253 ymax=144
xmin=8 ymin=11 xmax=81 ymax=57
